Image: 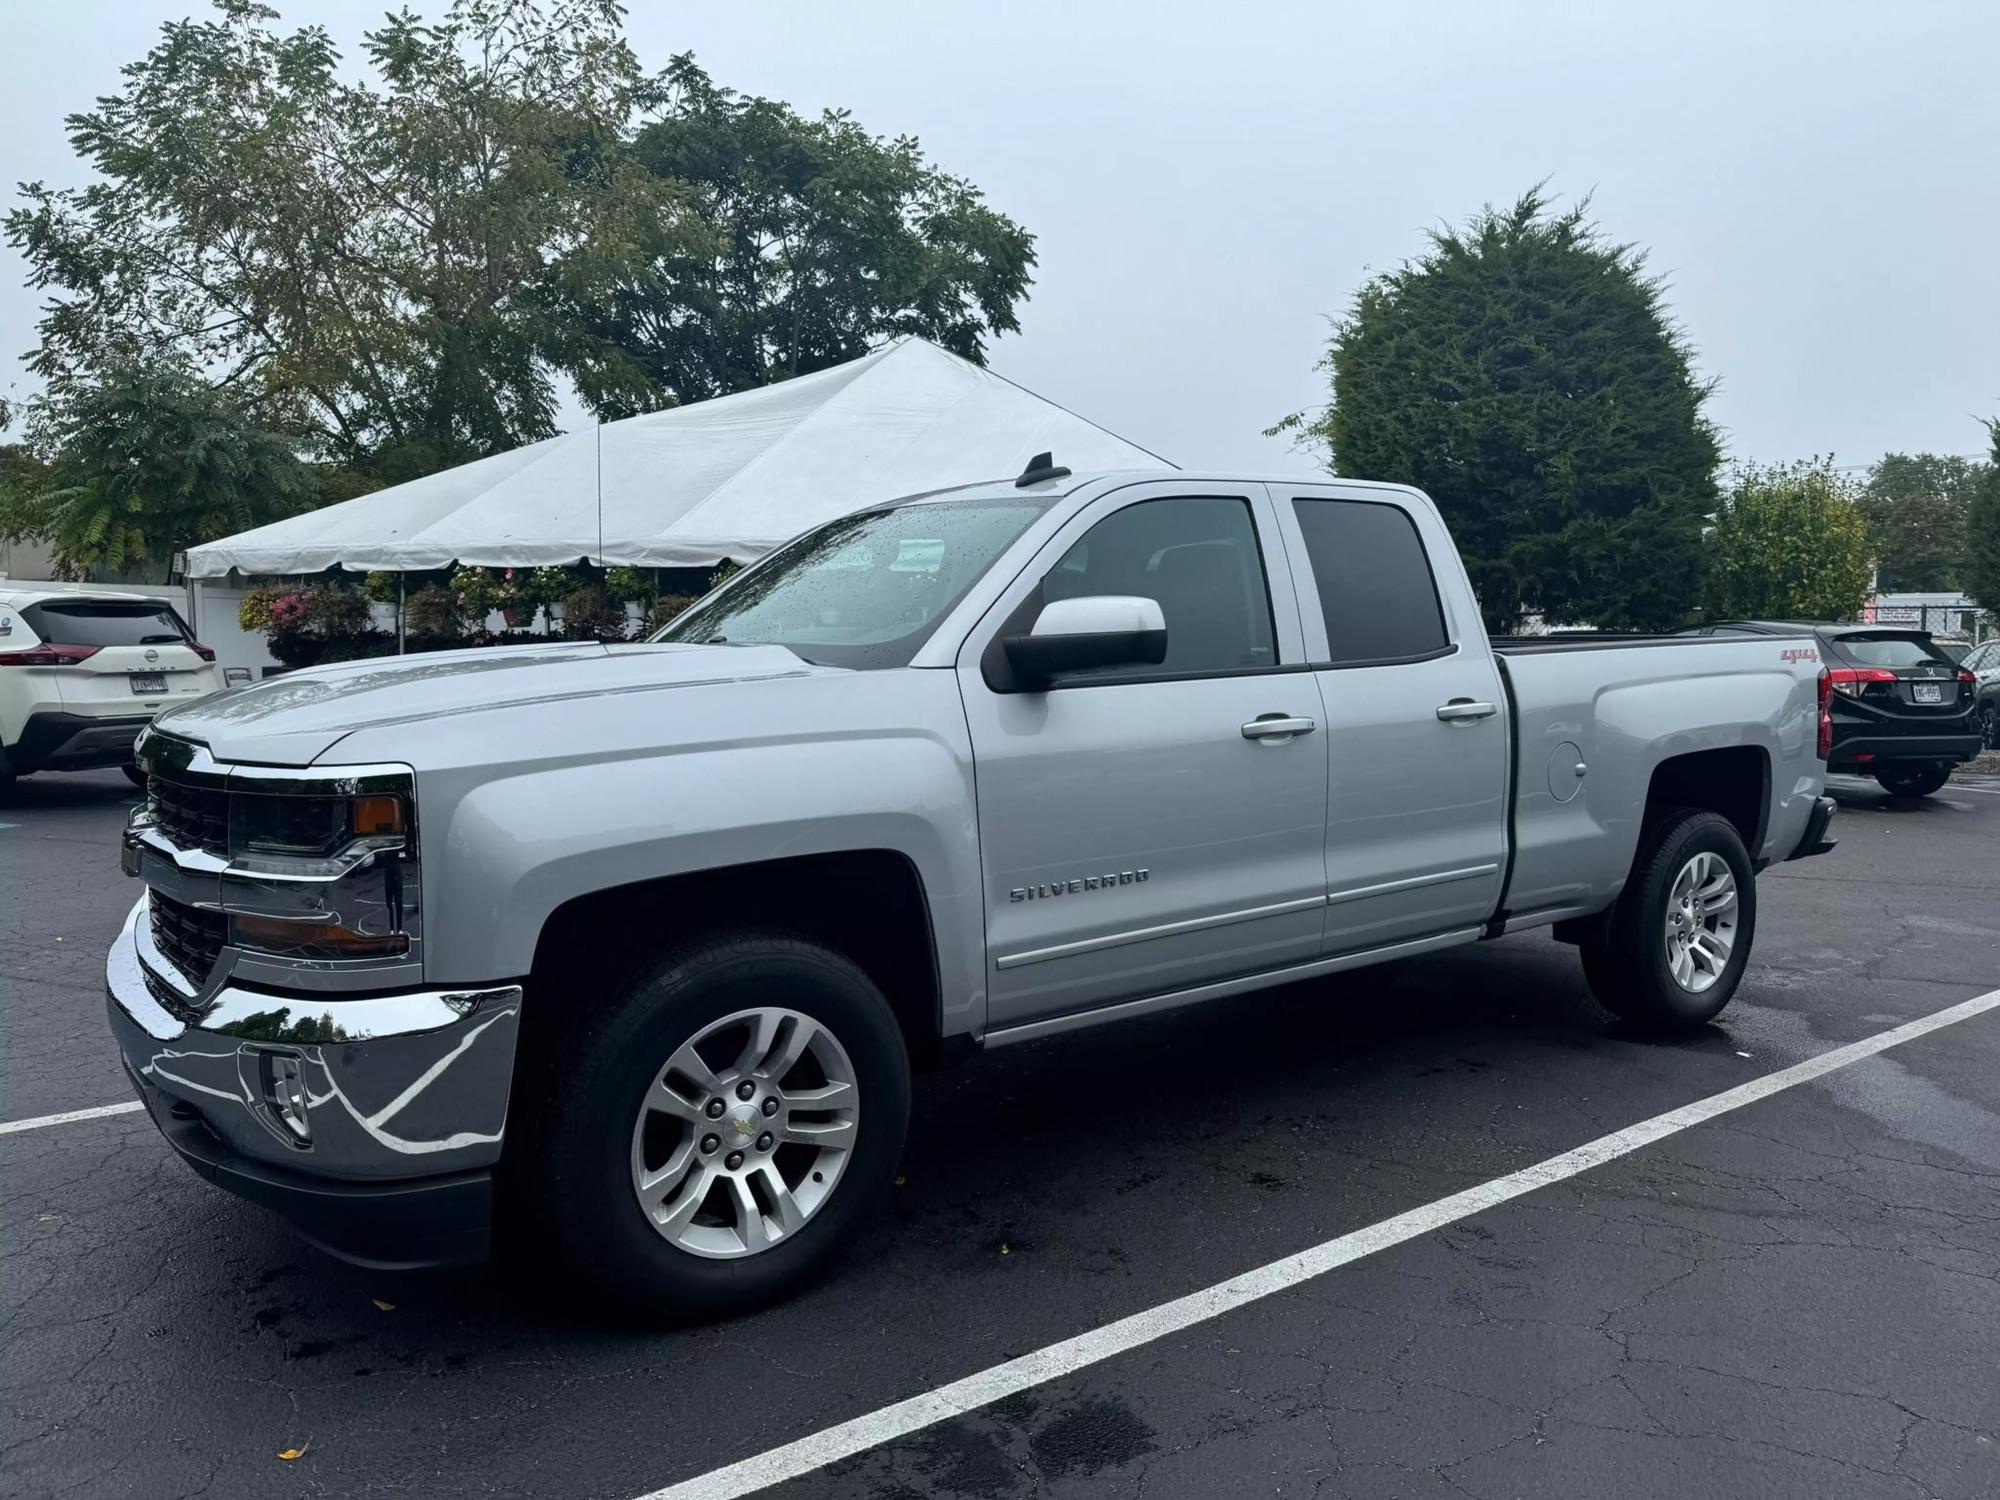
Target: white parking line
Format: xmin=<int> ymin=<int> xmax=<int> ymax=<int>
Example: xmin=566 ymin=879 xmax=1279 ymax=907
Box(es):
xmin=0 ymin=1101 xmax=145 ymax=1136
xmin=639 ymin=986 xmax=2000 ymax=1500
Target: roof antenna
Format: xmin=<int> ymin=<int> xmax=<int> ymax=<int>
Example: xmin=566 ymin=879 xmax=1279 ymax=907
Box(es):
xmin=1015 ymin=451 xmax=1072 ymax=488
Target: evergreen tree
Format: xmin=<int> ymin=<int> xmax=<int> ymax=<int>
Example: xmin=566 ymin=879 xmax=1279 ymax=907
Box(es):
xmin=1275 ymin=188 xmax=1720 ymax=632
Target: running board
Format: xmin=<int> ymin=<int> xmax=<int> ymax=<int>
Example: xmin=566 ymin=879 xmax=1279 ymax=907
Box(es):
xmin=979 ymin=928 xmax=1485 ymax=1048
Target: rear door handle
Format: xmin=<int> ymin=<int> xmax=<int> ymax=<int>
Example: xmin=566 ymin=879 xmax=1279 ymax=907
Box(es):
xmin=1436 ymin=700 xmax=1498 ymax=723
xmin=1242 ymin=714 xmax=1318 ymax=741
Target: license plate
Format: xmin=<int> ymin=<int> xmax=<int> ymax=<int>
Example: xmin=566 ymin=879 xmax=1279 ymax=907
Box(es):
xmin=129 ymin=672 xmax=166 ymax=695
xmin=1913 ymin=682 xmax=1943 ymax=704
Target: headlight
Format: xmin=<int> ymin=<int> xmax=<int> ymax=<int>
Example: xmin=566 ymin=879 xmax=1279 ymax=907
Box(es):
xmin=231 ymin=793 xmax=406 ymax=858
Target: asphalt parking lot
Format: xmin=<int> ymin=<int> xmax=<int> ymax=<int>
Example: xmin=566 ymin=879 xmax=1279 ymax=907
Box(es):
xmin=3 ymin=768 xmax=1998 ymax=1500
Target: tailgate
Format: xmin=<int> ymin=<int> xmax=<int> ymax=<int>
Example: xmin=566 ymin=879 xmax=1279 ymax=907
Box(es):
xmin=23 ymin=598 xmax=218 ymax=717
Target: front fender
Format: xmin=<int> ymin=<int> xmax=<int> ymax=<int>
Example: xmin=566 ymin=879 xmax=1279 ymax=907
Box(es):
xmin=369 ymin=671 xmax=985 ymax=1036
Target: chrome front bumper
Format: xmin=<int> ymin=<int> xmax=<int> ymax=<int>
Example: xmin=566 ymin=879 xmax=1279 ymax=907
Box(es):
xmin=107 ymin=899 xmax=522 ymax=1184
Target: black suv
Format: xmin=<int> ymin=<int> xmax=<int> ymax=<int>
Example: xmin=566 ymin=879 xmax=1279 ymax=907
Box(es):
xmin=1686 ymin=622 xmax=1983 ymax=797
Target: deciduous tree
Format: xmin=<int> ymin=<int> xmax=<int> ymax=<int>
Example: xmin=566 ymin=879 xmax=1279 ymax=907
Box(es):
xmin=1966 ymin=421 xmax=2000 ymax=619
xmin=0 ymin=361 xmax=311 ymax=580
xmin=1704 ymin=460 xmax=1872 ymax=622
xmin=1859 ymin=452 xmax=1986 ymax=592
xmin=7 ymin=0 xmax=675 ymax=480
xmin=554 ymin=56 xmax=1036 ymax=418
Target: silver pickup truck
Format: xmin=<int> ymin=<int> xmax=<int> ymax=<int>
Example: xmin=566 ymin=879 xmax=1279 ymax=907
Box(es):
xmin=107 ymin=465 xmax=1838 ymax=1315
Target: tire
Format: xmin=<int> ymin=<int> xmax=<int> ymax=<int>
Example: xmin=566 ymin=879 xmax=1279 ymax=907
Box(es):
xmin=1873 ymin=762 xmax=1950 ymax=798
xmin=0 ymin=772 xmax=14 ymax=804
xmin=1979 ymin=701 xmax=1997 ymax=751
xmin=1579 ymin=808 xmax=1757 ymax=1031
xmin=122 ymin=764 xmax=148 ymax=789
xmin=520 ymin=930 xmax=911 ymax=1320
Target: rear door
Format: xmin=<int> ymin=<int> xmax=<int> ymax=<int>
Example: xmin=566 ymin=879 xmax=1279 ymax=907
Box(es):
xmin=1275 ymin=484 xmax=1511 ymax=953
xmin=957 ymin=480 xmax=1331 ymax=1029
xmin=21 ymin=598 xmax=216 ymax=719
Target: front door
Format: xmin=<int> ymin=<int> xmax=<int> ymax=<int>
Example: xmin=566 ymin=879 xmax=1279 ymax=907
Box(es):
xmin=957 ymin=483 xmax=1331 ymax=1030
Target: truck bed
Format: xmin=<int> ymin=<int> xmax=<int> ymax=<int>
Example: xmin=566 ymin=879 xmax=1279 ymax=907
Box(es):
xmin=1490 ymin=630 xmax=1824 ymax=931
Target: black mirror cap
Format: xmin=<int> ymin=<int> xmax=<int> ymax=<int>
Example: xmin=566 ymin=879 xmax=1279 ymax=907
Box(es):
xmin=1001 ymin=626 xmax=1168 ymax=689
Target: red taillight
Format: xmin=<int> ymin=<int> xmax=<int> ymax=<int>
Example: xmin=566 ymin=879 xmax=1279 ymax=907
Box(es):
xmin=1959 ymin=668 xmax=1977 ymax=687
xmin=0 ymin=642 xmax=102 ymax=666
xmin=1817 ymin=668 xmax=1833 ymax=759
xmin=191 ymin=643 xmax=216 ymax=662
xmin=1825 ymin=666 xmax=1897 ymax=698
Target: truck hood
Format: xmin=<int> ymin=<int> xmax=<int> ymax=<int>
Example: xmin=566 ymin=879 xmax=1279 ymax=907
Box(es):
xmin=154 ymin=642 xmax=836 ymax=766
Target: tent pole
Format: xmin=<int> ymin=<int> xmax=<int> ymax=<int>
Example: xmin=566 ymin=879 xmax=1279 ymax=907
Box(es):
xmin=397 ymin=574 xmax=406 ymax=655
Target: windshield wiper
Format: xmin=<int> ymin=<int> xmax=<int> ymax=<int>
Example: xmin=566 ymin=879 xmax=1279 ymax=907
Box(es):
xmin=702 ymin=633 xmax=731 ymax=645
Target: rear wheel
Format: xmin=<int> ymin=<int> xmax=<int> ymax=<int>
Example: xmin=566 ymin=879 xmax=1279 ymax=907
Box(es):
xmin=1580 ymin=808 xmax=1756 ymax=1031
xmin=522 ymin=930 xmax=911 ymax=1320
xmin=1979 ymin=701 xmax=1997 ymax=750
xmin=1873 ymin=762 xmax=1951 ymax=798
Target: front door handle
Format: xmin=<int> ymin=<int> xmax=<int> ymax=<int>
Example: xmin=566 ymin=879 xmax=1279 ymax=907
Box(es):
xmin=1436 ymin=700 xmax=1498 ymax=723
xmin=1242 ymin=714 xmax=1318 ymax=742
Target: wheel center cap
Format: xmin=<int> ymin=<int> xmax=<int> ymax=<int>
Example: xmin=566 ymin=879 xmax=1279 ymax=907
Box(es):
xmin=722 ymin=1106 xmax=762 ymax=1154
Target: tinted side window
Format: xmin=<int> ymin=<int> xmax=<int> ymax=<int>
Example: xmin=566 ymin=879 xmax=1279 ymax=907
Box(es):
xmin=1291 ymin=499 xmax=1449 ymax=664
xmin=1047 ymin=497 xmax=1275 ymax=678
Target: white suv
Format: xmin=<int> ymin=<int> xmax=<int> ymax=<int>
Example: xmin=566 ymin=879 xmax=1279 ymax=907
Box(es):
xmin=0 ymin=586 xmax=224 ymax=797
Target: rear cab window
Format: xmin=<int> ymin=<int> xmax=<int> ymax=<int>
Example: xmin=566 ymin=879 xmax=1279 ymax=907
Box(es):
xmin=1289 ymin=498 xmax=1450 ymax=666
xmin=21 ymin=600 xmax=193 ymax=648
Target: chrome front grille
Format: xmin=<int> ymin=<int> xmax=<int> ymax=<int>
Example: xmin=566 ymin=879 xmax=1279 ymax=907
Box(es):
xmin=149 ymin=777 xmax=229 ymax=857
xmin=149 ymin=891 xmax=227 ymax=988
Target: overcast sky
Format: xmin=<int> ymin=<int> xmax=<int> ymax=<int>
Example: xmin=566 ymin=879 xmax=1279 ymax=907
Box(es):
xmin=4 ymin=0 xmax=1996 ymax=477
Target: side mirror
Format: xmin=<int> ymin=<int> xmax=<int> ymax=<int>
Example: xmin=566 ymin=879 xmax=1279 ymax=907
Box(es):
xmin=1003 ymin=595 xmax=1168 ymax=688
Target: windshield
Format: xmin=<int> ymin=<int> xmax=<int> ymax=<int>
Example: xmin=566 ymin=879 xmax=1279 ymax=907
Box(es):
xmin=654 ymin=499 xmax=1049 ymax=668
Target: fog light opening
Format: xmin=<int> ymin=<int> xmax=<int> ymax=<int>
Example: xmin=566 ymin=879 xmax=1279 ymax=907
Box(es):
xmin=261 ymin=1054 xmax=313 ymax=1144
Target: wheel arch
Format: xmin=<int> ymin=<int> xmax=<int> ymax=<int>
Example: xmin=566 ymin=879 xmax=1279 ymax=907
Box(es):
xmin=1644 ymin=745 xmax=1771 ymax=855
xmin=521 ymin=849 xmax=949 ymax=1070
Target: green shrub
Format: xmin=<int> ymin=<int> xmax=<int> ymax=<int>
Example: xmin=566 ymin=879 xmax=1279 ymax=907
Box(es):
xmin=605 ymin=565 xmax=654 ymax=603
xmin=561 ymin=585 xmax=630 ymax=642
xmin=648 ymin=593 xmax=698 ymax=632
xmin=404 ymin=584 xmax=464 ymax=640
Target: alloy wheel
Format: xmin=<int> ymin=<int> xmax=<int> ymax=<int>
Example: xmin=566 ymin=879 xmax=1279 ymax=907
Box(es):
xmin=628 ymin=1007 xmax=859 ymax=1259
xmin=1663 ymin=850 xmax=1738 ymax=994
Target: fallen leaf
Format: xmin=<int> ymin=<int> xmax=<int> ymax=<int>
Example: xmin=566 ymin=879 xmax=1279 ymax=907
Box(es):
xmin=894 ymin=1176 xmax=906 ymax=1187
xmin=278 ymin=1444 xmax=309 ymax=1461
xmin=371 ymin=1298 xmax=395 ymax=1311
xmin=1000 ymin=1243 xmax=1010 ymax=1256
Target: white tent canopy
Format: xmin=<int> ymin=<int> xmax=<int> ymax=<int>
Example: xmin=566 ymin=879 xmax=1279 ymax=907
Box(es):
xmin=187 ymin=339 xmax=1170 ymax=578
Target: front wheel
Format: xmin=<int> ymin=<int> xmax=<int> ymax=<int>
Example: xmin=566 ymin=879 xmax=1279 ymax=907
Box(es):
xmin=1874 ymin=762 xmax=1951 ymax=798
xmin=1580 ymin=808 xmax=1757 ymax=1031
xmin=522 ymin=931 xmax=911 ymax=1320
xmin=1978 ymin=701 xmax=1996 ymax=750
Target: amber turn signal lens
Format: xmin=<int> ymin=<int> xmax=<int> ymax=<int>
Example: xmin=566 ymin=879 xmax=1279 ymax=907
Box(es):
xmin=233 ymin=914 xmax=408 ymax=959
xmin=350 ymin=795 xmax=404 ymax=837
